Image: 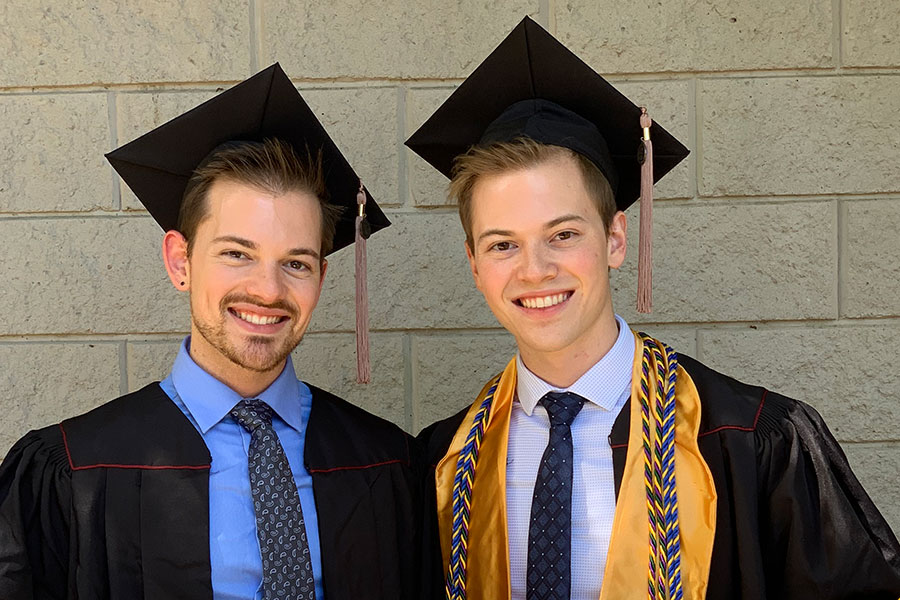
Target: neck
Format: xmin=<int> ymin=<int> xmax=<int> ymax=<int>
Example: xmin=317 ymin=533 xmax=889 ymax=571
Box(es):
xmin=519 ymin=314 xmax=621 ymax=389
xmin=187 ymin=336 xmax=285 ymax=398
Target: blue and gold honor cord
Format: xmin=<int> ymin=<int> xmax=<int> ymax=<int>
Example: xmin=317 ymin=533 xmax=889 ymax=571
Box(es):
xmin=639 ymin=333 xmax=683 ymax=600
xmin=445 ymin=335 xmax=683 ymax=600
xmin=445 ymin=377 xmax=501 ymax=600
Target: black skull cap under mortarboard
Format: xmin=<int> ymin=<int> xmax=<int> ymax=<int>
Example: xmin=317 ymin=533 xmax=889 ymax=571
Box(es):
xmin=404 ymin=16 xmax=690 ymax=212
xmin=105 ymin=63 xmax=390 ymax=255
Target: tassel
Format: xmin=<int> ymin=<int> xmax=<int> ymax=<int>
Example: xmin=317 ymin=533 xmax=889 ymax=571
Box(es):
xmin=355 ymin=180 xmax=371 ymax=384
xmin=637 ymin=107 xmax=654 ymax=314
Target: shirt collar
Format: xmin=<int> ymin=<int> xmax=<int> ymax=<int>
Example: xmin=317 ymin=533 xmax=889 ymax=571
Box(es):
xmin=170 ymin=336 xmax=304 ymax=434
xmin=515 ymin=314 xmax=635 ymax=416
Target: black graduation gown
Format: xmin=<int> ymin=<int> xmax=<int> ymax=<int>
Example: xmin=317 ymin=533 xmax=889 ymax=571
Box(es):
xmin=0 ymin=382 xmax=422 ymax=600
xmin=419 ymin=354 xmax=900 ymax=599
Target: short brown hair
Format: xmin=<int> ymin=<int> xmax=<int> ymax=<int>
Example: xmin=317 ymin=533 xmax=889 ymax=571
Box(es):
xmin=178 ymin=138 xmax=342 ymax=257
xmin=449 ymin=138 xmax=616 ymax=250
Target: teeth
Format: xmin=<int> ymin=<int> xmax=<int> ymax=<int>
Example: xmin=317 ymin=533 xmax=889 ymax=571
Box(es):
xmin=520 ymin=293 xmax=570 ymax=309
xmin=236 ymin=311 xmax=282 ymax=325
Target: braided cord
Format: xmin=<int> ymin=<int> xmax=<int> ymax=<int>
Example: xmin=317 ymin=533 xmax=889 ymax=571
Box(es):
xmin=639 ymin=333 xmax=683 ymax=600
xmin=639 ymin=342 xmax=659 ymax=600
xmin=445 ymin=376 xmax=501 ymax=600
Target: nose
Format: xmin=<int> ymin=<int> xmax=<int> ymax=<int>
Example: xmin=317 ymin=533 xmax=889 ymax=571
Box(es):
xmin=244 ymin=262 xmax=285 ymax=304
xmin=518 ymin=242 xmax=557 ymax=283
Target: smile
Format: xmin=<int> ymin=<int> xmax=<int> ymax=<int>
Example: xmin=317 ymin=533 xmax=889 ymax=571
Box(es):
xmin=516 ymin=292 xmax=571 ymax=309
xmin=230 ymin=309 xmax=288 ymax=325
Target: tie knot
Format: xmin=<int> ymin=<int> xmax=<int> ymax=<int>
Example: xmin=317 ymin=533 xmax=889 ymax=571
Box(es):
xmin=230 ymin=399 xmax=274 ymax=433
xmin=539 ymin=391 xmax=585 ymax=427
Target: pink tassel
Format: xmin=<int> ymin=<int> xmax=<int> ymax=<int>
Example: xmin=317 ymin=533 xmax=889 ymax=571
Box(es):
xmin=355 ymin=180 xmax=371 ymax=384
xmin=637 ymin=108 xmax=654 ymax=314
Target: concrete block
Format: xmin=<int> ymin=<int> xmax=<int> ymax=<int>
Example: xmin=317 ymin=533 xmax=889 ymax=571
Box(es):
xmin=407 ymin=87 xmax=455 ymax=207
xmin=262 ymin=1 xmax=538 ymax=79
xmin=556 ymin=0 xmax=832 ymax=73
xmin=0 ymin=216 xmax=188 ymax=335
xmin=843 ymin=200 xmax=900 ymax=318
xmin=116 ymin=91 xmax=218 ymax=210
xmin=634 ymin=325 xmax=697 ymax=358
xmin=612 ymin=80 xmax=693 ymax=200
xmin=843 ymin=443 xmax=900 ymax=537
xmin=292 ymin=333 xmax=407 ymax=429
xmin=697 ymin=323 xmax=900 ymax=442
xmin=0 ymin=94 xmax=111 ymax=213
xmin=700 ymin=76 xmax=900 ymax=197
xmin=308 ymin=211 xmax=497 ymax=332
xmin=0 ymin=2 xmax=250 ymax=87
xmin=126 ymin=338 xmax=183 ymax=392
xmin=413 ymin=332 xmax=517 ymax=433
xmin=301 ymin=86 xmax=401 ymax=207
xmin=0 ymin=342 xmax=120 ymax=457
xmin=843 ymin=1 xmax=900 ymax=67
xmin=612 ymin=201 xmax=837 ymax=324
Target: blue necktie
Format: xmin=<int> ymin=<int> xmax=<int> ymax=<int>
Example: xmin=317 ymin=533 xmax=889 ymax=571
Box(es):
xmin=230 ymin=399 xmax=316 ymax=600
xmin=527 ymin=391 xmax=586 ymax=600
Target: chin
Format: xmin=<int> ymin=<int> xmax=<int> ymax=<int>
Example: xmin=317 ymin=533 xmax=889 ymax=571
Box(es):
xmin=230 ymin=337 xmax=295 ymax=372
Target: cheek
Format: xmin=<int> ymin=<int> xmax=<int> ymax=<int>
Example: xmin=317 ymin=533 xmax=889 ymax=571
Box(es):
xmin=573 ymin=248 xmax=609 ymax=276
xmin=473 ymin=261 xmax=511 ymax=302
xmin=291 ymin=278 xmax=324 ymax=306
xmin=195 ymin=266 xmax=240 ymax=302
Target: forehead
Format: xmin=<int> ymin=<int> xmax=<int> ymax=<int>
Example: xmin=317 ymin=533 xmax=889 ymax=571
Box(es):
xmin=198 ymin=179 xmax=323 ymax=246
xmin=469 ymin=156 xmax=594 ymax=230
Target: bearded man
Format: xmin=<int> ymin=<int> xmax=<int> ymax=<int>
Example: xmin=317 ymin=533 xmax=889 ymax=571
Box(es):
xmin=0 ymin=65 xmax=420 ymax=600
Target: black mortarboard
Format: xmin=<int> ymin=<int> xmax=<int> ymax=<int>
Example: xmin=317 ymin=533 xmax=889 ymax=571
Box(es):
xmin=106 ymin=63 xmax=390 ymax=254
xmin=405 ymin=16 xmax=689 ymax=212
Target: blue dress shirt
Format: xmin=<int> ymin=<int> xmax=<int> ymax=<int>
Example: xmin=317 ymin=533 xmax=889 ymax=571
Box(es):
xmin=159 ymin=338 xmax=324 ymax=600
xmin=507 ymin=315 xmax=635 ymax=600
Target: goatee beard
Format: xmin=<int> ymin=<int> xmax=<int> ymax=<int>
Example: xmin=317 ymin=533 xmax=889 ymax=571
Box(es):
xmin=191 ymin=293 xmax=303 ymax=373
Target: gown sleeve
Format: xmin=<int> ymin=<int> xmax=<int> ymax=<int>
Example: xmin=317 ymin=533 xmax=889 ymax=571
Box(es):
xmin=756 ymin=392 xmax=900 ymax=599
xmin=0 ymin=425 xmax=74 ymax=600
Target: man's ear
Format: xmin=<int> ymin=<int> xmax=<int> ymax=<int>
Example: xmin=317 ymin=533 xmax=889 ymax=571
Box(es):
xmin=607 ymin=210 xmax=627 ymax=270
xmin=162 ymin=230 xmax=191 ymax=291
xmin=465 ymin=241 xmax=482 ymax=291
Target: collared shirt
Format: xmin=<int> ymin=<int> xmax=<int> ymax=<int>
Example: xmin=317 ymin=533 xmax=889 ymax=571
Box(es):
xmin=159 ymin=338 xmax=324 ymax=600
xmin=507 ymin=315 xmax=634 ymax=600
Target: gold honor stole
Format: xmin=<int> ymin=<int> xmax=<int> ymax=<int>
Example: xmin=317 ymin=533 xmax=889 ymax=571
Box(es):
xmin=434 ymin=332 xmax=717 ymax=599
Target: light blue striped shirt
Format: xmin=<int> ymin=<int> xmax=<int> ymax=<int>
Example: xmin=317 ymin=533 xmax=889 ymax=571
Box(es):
xmin=508 ymin=315 xmax=634 ymax=600
xmin=159 ymin=338 xmax=324 ymax=600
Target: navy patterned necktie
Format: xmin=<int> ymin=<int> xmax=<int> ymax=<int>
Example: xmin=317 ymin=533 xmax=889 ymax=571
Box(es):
xmin=527 ymin=391 xmax=586 ymax=600
xmin=230 ymin=399 xmax=316 ymax=600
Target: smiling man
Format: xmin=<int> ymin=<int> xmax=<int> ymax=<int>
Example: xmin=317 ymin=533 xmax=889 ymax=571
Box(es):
xmin=0 ymin=65 xmax=420 ymax=600
xmin=407 ymin=18 xmax=900 ymax=600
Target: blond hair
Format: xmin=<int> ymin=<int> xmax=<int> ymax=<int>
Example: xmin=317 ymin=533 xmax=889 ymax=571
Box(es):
xmin=449 ymin=138 xmax=615 ymax=250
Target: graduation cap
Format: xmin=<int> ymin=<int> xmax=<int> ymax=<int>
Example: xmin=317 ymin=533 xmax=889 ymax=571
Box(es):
xmin=106 ymin=63 xmax=389 ymax=254
xmin=405 ymin=16 xmax=690 ymax=312
xmin=106 ymin=63 xmax=386 ymax=382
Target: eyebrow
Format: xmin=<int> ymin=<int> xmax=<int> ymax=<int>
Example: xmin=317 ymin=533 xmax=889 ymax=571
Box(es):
xmin=546 ymin=214 xmax=587 ymax=228
xmin=476 ymin=214 xmax=587 ymax=244
xmin=212 ymin=235 xmax=321 ymax=261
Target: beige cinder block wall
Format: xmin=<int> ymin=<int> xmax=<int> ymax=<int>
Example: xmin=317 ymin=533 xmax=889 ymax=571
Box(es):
xmin=1 ymin=2 xmax=898 ymax=531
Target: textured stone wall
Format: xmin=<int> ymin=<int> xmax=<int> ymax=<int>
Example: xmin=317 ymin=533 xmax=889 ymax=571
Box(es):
xmin=1 ymin=2 xmax=898 ymax=532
